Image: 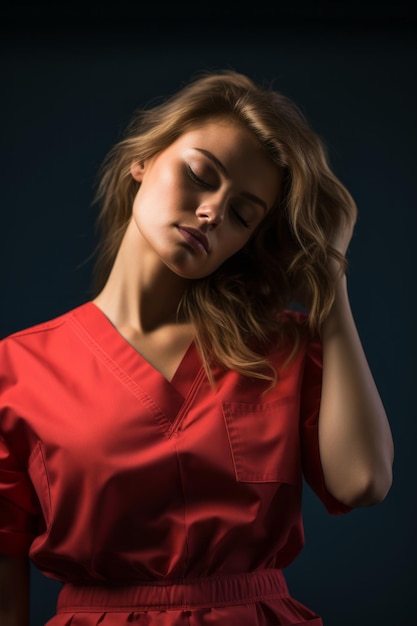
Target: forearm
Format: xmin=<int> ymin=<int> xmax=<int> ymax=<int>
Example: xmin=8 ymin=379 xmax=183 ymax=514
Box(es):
xmin=0 ymin=556 xmax=30 ymax=626
xmin=317 ymin=276 xmax=394 ymax=506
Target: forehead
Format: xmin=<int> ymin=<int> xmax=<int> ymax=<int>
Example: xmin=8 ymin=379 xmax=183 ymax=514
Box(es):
xmin=165 ymin=119 xmax=279 ymax=178
xmin=173 ymin=119 xmax=264 ymax=154
xmin=169 ymin=120 xmax=282 ymax=208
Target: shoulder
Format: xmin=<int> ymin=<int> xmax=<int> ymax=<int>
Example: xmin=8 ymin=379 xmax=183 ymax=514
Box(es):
xmin=2 ymin=314 xmax=68 ymax=344
xmin=0 ymin=302 xmax=90 ymax=369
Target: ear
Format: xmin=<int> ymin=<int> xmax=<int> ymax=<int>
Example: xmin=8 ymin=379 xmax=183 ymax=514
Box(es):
xmin=130 ymin=160 xmax=145 ymax=182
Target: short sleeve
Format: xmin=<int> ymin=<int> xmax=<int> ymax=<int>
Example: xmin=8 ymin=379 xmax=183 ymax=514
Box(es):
xmin=300 ymin=336 xmax=352 ymax=515
xmin=0 ymin=434 xmax=40 ymax=556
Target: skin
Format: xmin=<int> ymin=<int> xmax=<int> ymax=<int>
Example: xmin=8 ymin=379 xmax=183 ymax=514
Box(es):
xmin=94 ymin=120 xmax=282 ymax=381
xmin=130 ymin=121 xmax=280 ymax=281
xmin=317 ymin=226 xmax=394 ymax=505
xmin=2 ymin=119 xmax=394 ymax=625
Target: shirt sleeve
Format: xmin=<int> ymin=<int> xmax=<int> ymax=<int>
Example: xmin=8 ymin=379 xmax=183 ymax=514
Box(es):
xmin=0 ymin=433 xmax=40 ymax=556
xmin=299 ymin=335 xmax=352 ymax=515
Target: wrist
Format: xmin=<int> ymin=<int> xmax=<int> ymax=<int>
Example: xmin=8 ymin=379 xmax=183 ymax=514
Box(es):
xmin=320 ymin=275 xmax=352 ymax=339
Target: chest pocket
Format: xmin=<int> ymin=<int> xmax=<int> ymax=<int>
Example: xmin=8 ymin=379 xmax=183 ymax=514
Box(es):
xmin=222 ymin=399 xmax=301 ymax=484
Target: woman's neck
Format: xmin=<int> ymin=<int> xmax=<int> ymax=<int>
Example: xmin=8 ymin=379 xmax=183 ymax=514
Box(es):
xmin=93 ymin=219 xmax=190 ymax=334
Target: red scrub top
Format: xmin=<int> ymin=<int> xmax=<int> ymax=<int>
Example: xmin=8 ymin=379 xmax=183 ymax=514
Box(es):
xmin=0 ymin=302 xmax=351 ymax=625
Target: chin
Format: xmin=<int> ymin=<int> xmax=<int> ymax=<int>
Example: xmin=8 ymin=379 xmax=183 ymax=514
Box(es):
xmin=163 ymin=258 xmax=215 ymax=281
xmin=171 ymin=268 xmax=212 ymax=280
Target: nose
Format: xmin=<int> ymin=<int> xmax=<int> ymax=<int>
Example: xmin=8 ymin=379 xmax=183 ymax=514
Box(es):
xmin=195 ymin=199 xmax=226 ymax=228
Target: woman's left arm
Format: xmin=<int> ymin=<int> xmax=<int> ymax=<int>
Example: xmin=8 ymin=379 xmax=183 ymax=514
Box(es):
xmin=317 ymin=228 xmax=394 ymax=507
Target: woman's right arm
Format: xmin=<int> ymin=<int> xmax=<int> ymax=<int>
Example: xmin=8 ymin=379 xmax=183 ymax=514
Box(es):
xmin=0 ymin=556 xmax=30 ymax=626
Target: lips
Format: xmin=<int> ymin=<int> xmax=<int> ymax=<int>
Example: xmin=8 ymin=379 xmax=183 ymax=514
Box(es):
xmin=177 ymin=226 xmax=210 ymax=253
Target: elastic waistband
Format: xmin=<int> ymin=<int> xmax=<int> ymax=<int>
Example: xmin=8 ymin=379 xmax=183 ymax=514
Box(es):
xmin=57 ymin=569 xmax=288 ymax=612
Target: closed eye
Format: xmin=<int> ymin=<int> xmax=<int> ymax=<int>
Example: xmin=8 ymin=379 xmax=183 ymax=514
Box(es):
xmin=231 ymin=207 xmax=250 ymax=228
xmin=186 ymin=165 xmax=213 ymax=189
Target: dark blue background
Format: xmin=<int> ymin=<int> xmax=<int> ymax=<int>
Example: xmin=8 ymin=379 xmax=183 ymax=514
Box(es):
xmin=1 ymin=4 xmax=416 ymax=625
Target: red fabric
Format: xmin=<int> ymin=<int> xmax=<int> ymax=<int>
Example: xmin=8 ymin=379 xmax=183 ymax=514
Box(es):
xmin=0 ymin=302 xmax=351 ymax=624
xmin=51 ymin=570 xmax=323 ymax=625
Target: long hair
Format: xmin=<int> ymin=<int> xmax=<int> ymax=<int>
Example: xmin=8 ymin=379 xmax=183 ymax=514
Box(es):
xmin=92 ymin=70 xmax=357 ymax=384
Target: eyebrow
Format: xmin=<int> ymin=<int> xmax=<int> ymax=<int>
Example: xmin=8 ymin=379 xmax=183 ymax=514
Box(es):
xmin=194 ymin=147 xmax=268 ymax=213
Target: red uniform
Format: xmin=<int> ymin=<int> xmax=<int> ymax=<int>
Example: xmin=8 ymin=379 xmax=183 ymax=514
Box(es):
xmin=0 ymin=302 xmax=351 ymax=625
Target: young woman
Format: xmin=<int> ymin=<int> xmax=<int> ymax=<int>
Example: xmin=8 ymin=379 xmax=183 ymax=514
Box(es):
xmin=0 ymin=70 xmax=394 ymax=626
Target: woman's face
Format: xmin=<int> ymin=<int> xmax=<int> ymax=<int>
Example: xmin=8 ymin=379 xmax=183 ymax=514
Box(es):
xmin=130 ymin=119 xmax=282 ymax=280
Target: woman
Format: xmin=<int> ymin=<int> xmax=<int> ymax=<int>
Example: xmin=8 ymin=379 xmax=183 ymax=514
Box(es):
xmin=0 ymin=69 xmax=394 ymax=625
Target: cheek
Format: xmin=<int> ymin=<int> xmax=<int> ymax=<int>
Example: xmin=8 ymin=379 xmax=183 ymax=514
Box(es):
xmin=135 ymin=173 xmax=187 ymax=223
xmin=131 ymin=195 xmax=147 ymax=229
xmin=131 ymin=195 xmax=160 ymax=242
xmin=152 ymin=163 xmax=184 ymax=200
xmin=228 ymin=231 xmax=253 ymax=254
xmin=131 ymin=185 xmax=162 ymax=226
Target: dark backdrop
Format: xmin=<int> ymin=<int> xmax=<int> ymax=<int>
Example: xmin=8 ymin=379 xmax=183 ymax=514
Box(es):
xmin=1 ymin=3 xmax=416 ymax=625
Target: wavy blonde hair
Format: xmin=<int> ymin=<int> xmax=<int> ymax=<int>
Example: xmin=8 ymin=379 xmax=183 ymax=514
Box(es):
xmin=92 ymin=70 xmax=357 ymax=384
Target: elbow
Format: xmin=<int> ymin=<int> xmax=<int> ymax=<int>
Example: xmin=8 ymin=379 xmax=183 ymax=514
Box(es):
xmin=337 ymin=461 xmax=394 ymax=508
xmin=348 ymin=473 xmax=393 ymax=507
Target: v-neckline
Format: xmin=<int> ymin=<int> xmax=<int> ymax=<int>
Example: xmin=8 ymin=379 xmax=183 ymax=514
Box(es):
xmin=70 ymin=301 xmax=203 ymax=402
